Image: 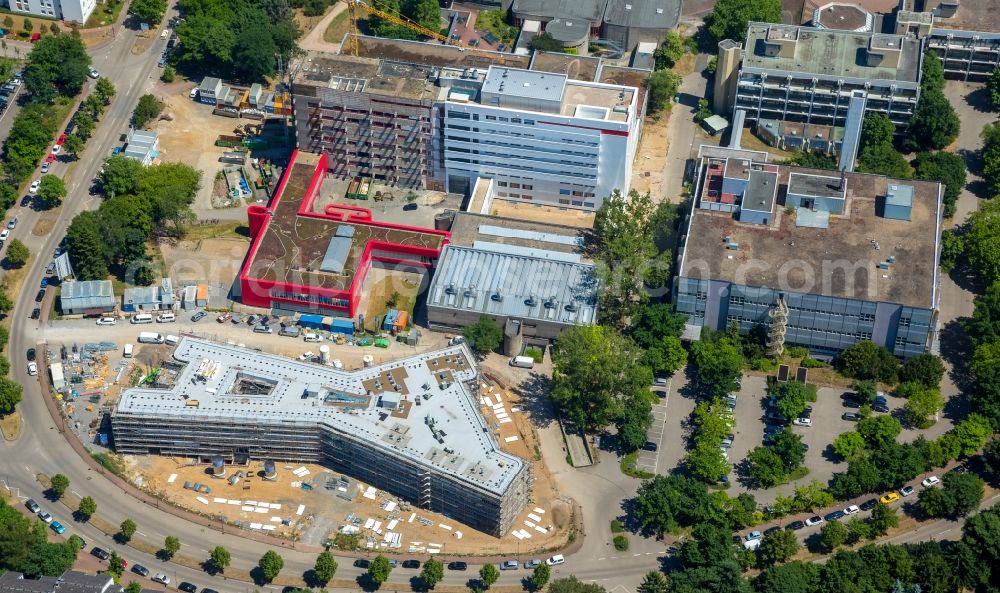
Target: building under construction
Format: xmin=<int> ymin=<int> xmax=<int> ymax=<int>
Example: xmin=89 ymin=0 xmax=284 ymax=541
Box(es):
xmin=292 ymin=55 xmax=440 ymax=189
xmin=110 ymin=338 xmax=532 ymax=536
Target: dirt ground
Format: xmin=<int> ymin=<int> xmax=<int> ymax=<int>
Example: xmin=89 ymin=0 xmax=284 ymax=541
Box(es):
xmin=358 ymin=267 xmax=426 ymax=332
xmin=488 ymin=200 xmax=595 ymax=229
xmin=124 ymin=377 xmax=572 ymax=556
xmin=159 ymin=236 xmax=247 ymax=291
xmin=632 ymin=113 xmax=671 ymax=196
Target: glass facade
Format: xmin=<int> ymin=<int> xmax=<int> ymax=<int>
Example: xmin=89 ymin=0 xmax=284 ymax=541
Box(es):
xmin=676 ymin=276 xmax=932 ymax=358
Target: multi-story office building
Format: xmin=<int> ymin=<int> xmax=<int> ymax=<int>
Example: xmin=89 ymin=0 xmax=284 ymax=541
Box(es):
xmin=111 ymin=338 xmax=532 ymax=536
xmin=291 ymin=44 xmax=643 ymax=211
xmin=441 ymin=66 xmax=639 ymax=209
xmin=676 ymin=148 xmax=943 ymax=359
xmin=715 ymin=23 xmax=922 ymax=131
xmin=7 ymin=0 xmax=95 ymax=23
xmin=895 ymin=0 xmax=1000 ymax=82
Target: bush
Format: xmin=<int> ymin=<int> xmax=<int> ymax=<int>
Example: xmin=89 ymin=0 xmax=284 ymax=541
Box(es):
xmin=524 ymin=347 xmax=544 ymax=362
xmin=613 ymin=535 xmax=629 ymax=551
xmin=836 ymin=341 xmax=899 ymax=383
xmin=161 ymin=65 xmax=175 ymax=83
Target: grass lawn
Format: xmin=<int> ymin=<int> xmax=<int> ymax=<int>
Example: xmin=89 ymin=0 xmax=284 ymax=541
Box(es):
xmin=0 ymin=410 xmax=21 ymax=440
xmin=182 ymin=222 xmax=249 ymax=242
xmin=323 ymin=9 xmax=351 ymax=44
xmin=84 ymin=0 xmax=124 ymax=28
xmin=620 ymin=451 xmax=655 ymax=479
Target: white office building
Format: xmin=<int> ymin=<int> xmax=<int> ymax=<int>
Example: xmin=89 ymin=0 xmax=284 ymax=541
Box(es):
xmin=7 ymin=0 xmax=96 ymax=23
xmin=443 ymin=66 xmax=640 ymax=211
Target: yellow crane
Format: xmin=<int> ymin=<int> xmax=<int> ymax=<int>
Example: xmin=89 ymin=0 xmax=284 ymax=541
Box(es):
xmin=343 ymin=0 xmax=505 ymax=64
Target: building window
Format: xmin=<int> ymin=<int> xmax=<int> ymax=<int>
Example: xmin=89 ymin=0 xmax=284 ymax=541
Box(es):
xmin=559 ymin=198 xmax=570 ymax=205
xmin=522 ymin=184 xmax=533 ymax=190
xmin=559 ymin=189 xmax=571 ymax=195
xmin=510 ymin=183 xmax=520 ymax=189
xmin=497 ymin=181 xmax=507 ymax=187
xmin=448 ymin=111 xmax=471 ymax=120
xmin=486 ymin=115 xmax=496 ymax=120
xmin=524 ymin=119 xmax=535 ymax=125
xmin=511 ymin=118 xmax=522 ymax=123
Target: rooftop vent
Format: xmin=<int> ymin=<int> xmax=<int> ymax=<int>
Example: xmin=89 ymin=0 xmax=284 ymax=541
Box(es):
xmin=564 ymin=303 xmax=577 ymax=312
xmin=656 ymin=8 xmax=663 ymax=13
xmin=625 ymin=3 xmax=632 ymax=8
xmin=490 ymin=291 xmax=503 ymax=302
xmin=524 ymin=295 xmax=538 ymax=307
xmin=444 ymin=284 xmax=457 ymax=295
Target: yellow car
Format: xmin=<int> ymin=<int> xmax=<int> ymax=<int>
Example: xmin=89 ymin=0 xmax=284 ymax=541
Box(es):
xmin=879 ymin=492 xmax=901 ymax=504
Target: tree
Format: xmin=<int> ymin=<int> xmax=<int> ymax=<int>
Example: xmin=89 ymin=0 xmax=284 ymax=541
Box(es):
xmin=691 ymin=335 xmax=743 ymax=397
xmin=58 ymin=134 xmax=84 ymax=160
xmin=77 ymin=496 xmax=96 ymax=519
xmin=869 ymin=503 xmax=899 ymax=536
xmin=420 ymin=558 xmax=444 ymax=589
xmin=551 ymin=325 xmax=652 ymax=430
xmin=66 ymin=212 xmax=109 ymax=280
xmin=633 ymin=474 xmax=713 ymax=535
xmin=685 ymin=438 xmax=731 ymax=483
xmin=988 ymin=64 xmax=1000 ymax=110
xmin=819 ymin=521 xmax=848 ymax=552
xmin=461 ymin=314 xmax=503 ymax=355
xmin=965 ymin=199 xmax=1000 ymax=286
xmin=107 ymin=551 xmax=125 ymax=578
xmin=531 ymin=563 xmax=552 ymax=590
xmin=209 ymin=546 xmax=230 ymax=573
xmin=49 ymin=474 xmax=69 ymax=498
xmin=983 ymin=439 xmax=1000 ymax=484
xmin=232 ymin=23 xmax=279 ymax=82
xmin=746 ymin=447 xmax=787 ymax=488
xmin=23 ymin=34 xmax=90 ymax=100
xmin=637 ymin=570 xmax=668 ymax=593
xmin=902 ymin=384 xmax=944 ymax=428
xmin=770 ymin=429 xmax=806 ymax=470
xmin=706 ymin=0 xmax=781 ymax=43
xmin=917 ymin=483 xmax=949 ymax=518
xmin=23 ymin=18 xmax=32 ymax=32
xmin=782 ymin=150 xmax=837 ymax=170
xmin=95 ymin=77 xmax=116 ymax=104
xmin=631 ymin=303 xmax=686 ymax=345
xmin=132 ymin=94 xmax=163 ymax=128
xmin=130 ymin=0 xmax=167 ymax=24
xmin=647 ymin=69 xmax=681 ymax=112
xmin=119 ymin=519 xmax=137 ymax=542
xmin=857 ymin=143 xmax=914 ymax=179
xmin=758 ymin=529 xmax=800 ymax=566
xmin=36 ymin=175 xmax=67 ymax=208
xmin=831 ymin=431 xmax=866 ymax=463
xmin=943 ymin=472 xmax=985 ymax=518
xmin=368 ymin=555 xmax=391 ymax=585
xmin=163 ymin=536 xmax=180 ymax=559
xmin=125 ymin=583 xmax=142 ymax=593
xmin=616 ymin=398 xmax=653 ymax=452
xmin=643 ymin=334 xmax=687 ymax=377
xmin=548 ymin=576 xmax=608 ymax=593
xmin=772 ymin=380 xmax=813 ymax=421
xmin=905 ymin=90 xmax=961 ymax=151
xmin=0 ymin=378 xmax=23 ymax=415
xmin=836 ymin=341 xmax=899 ymax=382
xmin=857 ymin=415 xmax=902 ymax=449
xmin=754 ymin=561 xmax=820 ymax=593
xmin=898 ymin=353 xmax=945 ymax=387
xmin=312 ymin=550 xmax=337 ymax=585
xmin=860 ymin=113 xmax=896 ymax=152
xmin=913 ymin=152 xmax=967 ymax=218
xmin=98 ymin=155 xmax=144 ymax=197
xmin=951 ymin=414 xmax=992 ymax=456
xmin=22 ymin=542 xmax=78 ymax=578
xmin=161 ymin=65 xmax=176 ymax=83
xmin=653 ymin=31 xmax=685 ymax=70
xmin=73 ymin=111 xmax=96 ymax=140
xmin=257 ymin=550 xmax=283 ymax=582
xmin=5 ymin=239 xmax=29 ymax=268
xmin=479 ymin=563 xmax=500 ymax=589
xmin=529 ymin=32 xmax=563 ymax=52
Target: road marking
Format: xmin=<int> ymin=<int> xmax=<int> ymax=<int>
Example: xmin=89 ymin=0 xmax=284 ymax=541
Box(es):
xmin=71 ymin=490 xmax=81 ymax=497
xmin=632 ymin=553 xmax=642 ymax=557
xmin=136 ymin=531 xmax=147 ymax=537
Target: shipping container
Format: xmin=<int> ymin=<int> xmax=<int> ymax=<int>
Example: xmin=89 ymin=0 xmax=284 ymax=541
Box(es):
xmin=299 ymin=314 xmax=326 ymax=329
xmin=330 ymin=317 xmax=355 ymax=336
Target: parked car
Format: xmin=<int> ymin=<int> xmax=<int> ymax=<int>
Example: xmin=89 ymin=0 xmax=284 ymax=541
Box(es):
xmin=447 ymin=562 xmax=468 ymax=571
xmin=843 ymin=505 xmax=860 ymax=515
xmin=880 ymin=492 xmax=901 ymax=504
xmin=91 ymin=547 xmax=110 ymax=561
xmin=7 ymin=217 xmax=16 ymax=230
xmin=745 ymin=531 xmax=763 ymax=541
xmin=793 ymin=417 xmax=812 ymax=427
xmin=500 ymin=560 xmax=519 ymax=570
xmin=112 ymin=146 xmax=122 ymax=156
xmin=40 ymin=277 xmax=48 ymax=289
xmin=254 ymin=324 xmax=273 ymax=334
xmin=30 ymin=308 xmax=40 ymax=319
xmin=642 ymin=441 xmax=658 ymax=452
xmin=35 ymin=289 xmax=45 ymax=303
xmin=50 ymin=521 xmax=65 ymax=534
xmin=899 ymin=485 xmax=915 ymax=497
xmin=27 ymin=361 xmax=37 ymax=376
xmin=921 ymin=476 xmax=940 ymax=488
xmin=216 ymin=312 xmax=232 ymax=323
xmin=152 ymin=574 xmax=170 ymax=585
xmin=824 ymin=510 xmax=845 ymax=522
xmin=179 ymin=583 xmax=198 ymax=593
xmin=25 ymin=499 xmax=40 ymax=513
xmin=401 ymin=560 xmax=421 ymax=569
xmin=37 ymin=511 xmax=52 ymax=523
xmin=96 ymin=317 xmax=117 ymax=326
xmin=763 ymin=526 xmax=781 ymax=536
xmin=785 ymin=521 xmax=805 ymax=531
xmin=0 ymin=229 xmax=10 ymax=241
xmin=524 ymin=559 xmax=542 ymax=569
xmin=805 ymin=516 xmax=824 ymax=527
xmin=132 ymin=565 xmax=149 ymax=577
xmin=842 ymin=412 xmax=862 ymax=422
xmin=29 ymin=179 xmax=40 ymax=193
xmin=860 ymin=499 xmax=879 ymax=511
xmin=545 ymin=555 xmax=565 ymax=566
xmin=88 ymin=67 xmax=99 ymax=79
xmin=353 ymin=559 xmax=369 ymax=569
xmin=46 ymin=261 xmax=56 ymax=274
xmin=191 ymin=311 xmax=207 ymax=322
xmin=26 ymin=348 xmax=35 ymax=361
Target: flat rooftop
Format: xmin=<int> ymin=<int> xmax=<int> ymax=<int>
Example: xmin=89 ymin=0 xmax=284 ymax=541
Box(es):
xmin=511 ymin=0 xmax=605 ymax=22
xmin=931 ymin=0 xmax=1000 ymax=34
xmin=596 ymin=66 xmax=649 ymax=115
xmin=743 ymin=23 xmax=921 ymax=83
xmin=114 ymin=338 xmax=525 ymax=495
xmin=293 ymin=53 xmax=442 ymax=101
xmin=604 ymin=0 xmax=682 ymax=29
xmin=448 ymin=211 xmax=588 ymax=256
xmin=529 ymin=52 xmax=602 ymax=82
xmin=246 ymin=155 xmax=446 ymax=292
xmin=812 ymin=2 xmax=871 ymax=31
xmin=681 ymin=166 xmax=942 ymax=308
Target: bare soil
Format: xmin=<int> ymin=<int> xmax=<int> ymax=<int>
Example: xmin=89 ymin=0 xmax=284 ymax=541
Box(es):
xmin=488 ymin=200 xmax=595 ymax=229
xmin=159 ymin=237 xmax=248 ymax=288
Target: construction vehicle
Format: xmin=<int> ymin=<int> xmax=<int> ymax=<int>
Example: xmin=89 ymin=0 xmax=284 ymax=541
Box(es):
xmin=343 ymin=0 xmax=505 ymax=64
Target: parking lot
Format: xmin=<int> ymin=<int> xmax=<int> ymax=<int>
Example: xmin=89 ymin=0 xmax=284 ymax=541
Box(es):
xmin=635 ymin=383 xmax=671 ymax=473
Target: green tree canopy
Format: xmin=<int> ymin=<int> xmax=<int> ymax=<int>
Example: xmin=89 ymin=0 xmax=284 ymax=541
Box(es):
xmin=913 ymin=151 xmax=967 ymax=218
xmin=119 ymin=518 xmax=137 ymax=541
xmin=461 ymin=315 xmax=503 ymax=355
xmin=758 ymin=529 xmax=800 ymax=566
xmin=551 ymin=325 xmax=652 ymax=429
xmin=633 ymin=474 xmax=712 ymax=535
xmin=479 ymin=563 xmax=500 ymax=589
xmin=77 ymin=496 xmax=97 ymax=519
xmin=630 ymin=303 xmax=686 ymax=347
xmin=49 ymin=474 xmax=69 ymax=498
xmin=746 ymin=446 xmax=786 ymax=488
xmin=312 ymin=551 xmax=337 ymax=585
xmin=653 ymin=31 xmax=685 ymax=70
xmin=819 ymin=521 xmax=848 ymax=553
xmin=0 ymin=377 xmax=24 ymax=415
xmin=367 ymin=555 xmax=391 ymax=585
xmin=690 ymin=334 xmax=743 ymax=397
xmin=132 ymin=93 xmax=164 ymax=128
xmin=905 ymin=90 xmax=961 ymax=151
xmin=419 ymin=558 xmax=443 ymax=589
xmin=5 ymin=239 xmax=30 ymax=268
xmin=857 ymin=415 xmax=903 ymax=449
xmin=857 ymin=143 xmax=914 ymax=179
xmin=898 ymin=353 xmax=945 ymax=387
xmin=772 ymin=380 xmax=814 ymax=421
xmin=832 ymin=431 xmax=866 ymax=459
xmin=548 ymin=576 xmax=608 ymax=593
xmin=61 ymin=134 xmax=84 ymax=159
xmin=36 ymin=175 xmax=67 ymax=208
xmin=836 ymin=341 xmax=899 ymax=382
xmin=24 ymin=34 xmax=90 ymax=101
xmin=208 ymin=546 xmax=230 ymax=572
xmin=705 ymin=0 xmax=782 ymax=43
xmin=21 ymin=542 xmax=78 ymax=578
xmin=163 ymin=536 xmax=180 ymax=559
xmin=528 ymin=32 xmax=563 ymax=52
xmin=531 ymin=563 xmax=552 ymax=590
xmin=130 ymin=0 xmax=168 ymax=24
xmin=637 ymin=570 xmax=668 ymax=593
xmin=988 ymin=64 xmax=1000 ymax=110
xmin=860 ymin=113 xmax=896 ymax=151
xmin=647 ymin=69 xmax=681 ymax=112
xmin=257 ymin=550 xmax=283 ymax=582
xmin=965 ymin=198 xmax=1000 ymax=285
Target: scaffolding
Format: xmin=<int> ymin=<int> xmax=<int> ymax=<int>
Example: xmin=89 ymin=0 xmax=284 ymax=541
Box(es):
xmin=766 ymin=296 xmax=789 ymax=359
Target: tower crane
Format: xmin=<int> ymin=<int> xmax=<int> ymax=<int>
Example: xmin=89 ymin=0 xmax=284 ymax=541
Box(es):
xmin=342 ymin=0 xmax=505 ymax=65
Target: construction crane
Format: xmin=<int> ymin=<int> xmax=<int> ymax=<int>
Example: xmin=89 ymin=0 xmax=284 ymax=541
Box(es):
xmin=343 ymin=0 xmax=505 ymax=64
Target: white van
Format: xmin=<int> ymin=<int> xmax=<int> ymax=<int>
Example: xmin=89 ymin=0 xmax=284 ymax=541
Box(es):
xmin=123 ymin=344 xmax=134 ymax=358
xmin=164 ymin=335 xmax=180 ymax=346
xmin=130 ymin=313 xmax=153 ymax=324
xmin=545 ymin=555 xmax=565 ymax=566
xmin=138 ymin=332 xmax=165 ymax=344
xmin=303 ymin=332 xmax=323 ymax=342
xmin=510 ymin=355 xmax=535 ymax=369
xmin=156 ymin=312 xmax=176 ymax=323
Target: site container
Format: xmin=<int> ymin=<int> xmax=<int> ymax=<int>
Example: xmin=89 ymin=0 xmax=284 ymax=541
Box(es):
xmin=330 ymin=317 xmax=355 ymax=336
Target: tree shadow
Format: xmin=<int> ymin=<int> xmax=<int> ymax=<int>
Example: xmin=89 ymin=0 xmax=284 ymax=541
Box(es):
xmin=248 ymin=566 xmax=270 ymax=586
xmin=962 ymin=86 xmax=995 ymax=114
xmin=821 ymin=443 xmax=843 ymax=464
xmin=355 ymin=574 xmax=382 ymax=592
xmin=513 ymin=372 xmax=556 ymax=429
xmin=675 ymin=92 xmax=701 ymax=111
xmin=938 ymin=319 xmax=973 ymax=393
xmin=957 ymin=148 xmax=985 ymax=179
xmin=408 ymin=576 xmax=430 ymax=593
xmin=200 ymin=561 xmax=222 ymax=576
xmin=803 ymin=532 xmax=825 ymax=554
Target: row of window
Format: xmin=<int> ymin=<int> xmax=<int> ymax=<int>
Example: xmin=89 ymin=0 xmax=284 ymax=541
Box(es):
xmin=557 ymin=198 xmax=596 ymax=208
xmin=447 ymin=146 xmax=591 ymax=168
xmin=445 ymin=124 xmax=598 ymax=147
xmin=448 ymin=111 xmax=537 ymax=126
xmin=496 ymin=181 xmax=533 ymax=190
xmin=558 ymin=189 xmax=596 ymax=197
xmin=271 ymin=290 xmax=349 ymax=308
xmin=445 ymin=157 xmax=597 ymax=180
xmin=445 ymin=135 xmax=596 ymax=158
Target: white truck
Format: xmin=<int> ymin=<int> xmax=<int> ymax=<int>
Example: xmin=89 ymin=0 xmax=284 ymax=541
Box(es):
xmin=137 ymin=332 xmax=165 ymax=344
xmin=510 ymin=355 xmax=535 ymax=369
